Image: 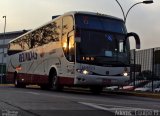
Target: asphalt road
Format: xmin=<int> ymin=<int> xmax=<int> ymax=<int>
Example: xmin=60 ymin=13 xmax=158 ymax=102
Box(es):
xmin=0 ymin=85 xmax=160 ymax=116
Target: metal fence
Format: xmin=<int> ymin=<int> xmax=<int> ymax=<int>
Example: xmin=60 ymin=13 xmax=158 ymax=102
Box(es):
xmin=129 ymin=48 xmax=160 ymax=92
xmin=130 ymin=47 xmax=160 ymax=81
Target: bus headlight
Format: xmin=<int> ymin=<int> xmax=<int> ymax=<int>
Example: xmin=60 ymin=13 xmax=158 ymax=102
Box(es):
xmin=122 ymin=67 xmax=129 ymax=77
xmin=77 ymin=69 xmax=92 ymax=75
xmin=123 ymin=72 xmax=128 ymax=76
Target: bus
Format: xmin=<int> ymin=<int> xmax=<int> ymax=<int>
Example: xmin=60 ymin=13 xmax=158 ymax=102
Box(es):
xmin=6 ymin=11 xmax=140 ymax=93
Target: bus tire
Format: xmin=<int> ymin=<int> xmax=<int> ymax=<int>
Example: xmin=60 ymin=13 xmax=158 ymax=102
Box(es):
xmin=14 ymin=72 xmax=19 ymax=88
xmin=49 ymin=69 xmax=63 ymax=91
xmin=90 ymin=86 xmax=103 ymax=94
xmin=40 ymin=84 xmax=49 ymax=90
xmin=14 ymin=72 xmax=26 ymax=88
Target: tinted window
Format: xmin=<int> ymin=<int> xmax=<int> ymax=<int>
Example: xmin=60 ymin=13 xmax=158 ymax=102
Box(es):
xmin=32 ymin=19 xmax=61 ymax=47
xmin=8 ymin=18 xmax=62 ymax=55
xmin=75 ymin=14 xmax=126 ymax=34
xmin=8 ymin=39 xmax=23 ymax=55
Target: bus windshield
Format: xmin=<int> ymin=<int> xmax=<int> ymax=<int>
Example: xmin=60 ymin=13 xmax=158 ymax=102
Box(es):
xmin=75 ymin=14 xmax=130 ymax=66
xmin=75 ymin=14 xmax=126 ymax=34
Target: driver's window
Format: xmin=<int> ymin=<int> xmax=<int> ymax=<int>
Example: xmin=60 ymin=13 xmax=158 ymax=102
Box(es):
xmin=119 ymin=40 xmax=124 ymax=52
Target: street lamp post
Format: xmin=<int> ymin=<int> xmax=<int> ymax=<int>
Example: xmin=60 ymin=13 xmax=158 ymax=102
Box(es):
xmin=115 ymin=0 xmax=153 ymax=86
xmin=115 ymin=0 xmax=125 ymax=22
xmin=115 ymin=0 xmax=153 ymax=24
xmin=1 ymin=16 xmax=6 ymax=84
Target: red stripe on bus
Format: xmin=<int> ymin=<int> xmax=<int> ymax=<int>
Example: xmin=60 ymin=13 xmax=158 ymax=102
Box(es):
xmin=6 ymin=72 xmax=74 ymax=86
xmin=59 ymin=77 xmax=74 ymax=85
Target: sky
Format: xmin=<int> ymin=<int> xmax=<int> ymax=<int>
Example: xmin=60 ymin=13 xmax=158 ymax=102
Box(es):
xmin=0 ymin=0 xmax=159 ymax=49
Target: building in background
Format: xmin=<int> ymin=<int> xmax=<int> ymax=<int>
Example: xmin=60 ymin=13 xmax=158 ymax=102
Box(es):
xmin=0 ymin=30 xmax=29 ymax=75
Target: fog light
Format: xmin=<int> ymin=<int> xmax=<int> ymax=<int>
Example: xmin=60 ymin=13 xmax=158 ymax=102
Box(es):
xmin=123 ymin=72 xmax=128 ymax=76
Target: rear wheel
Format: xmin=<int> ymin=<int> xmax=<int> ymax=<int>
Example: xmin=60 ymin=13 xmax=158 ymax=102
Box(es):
xmin=14 ymin=72 xmax=26 ymax=88
xmin=40 ymin=84 xmax=49 ymax=90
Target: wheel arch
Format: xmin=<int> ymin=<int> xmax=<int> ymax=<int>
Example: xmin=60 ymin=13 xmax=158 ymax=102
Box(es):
xmin=48 ymin=66 xmax=58 ymax=79
xmin=48 ymin=66 xmax=63 ymax=90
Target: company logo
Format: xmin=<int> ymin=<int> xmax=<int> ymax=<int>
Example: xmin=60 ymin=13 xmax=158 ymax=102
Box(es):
xmin=19 ymin=51 xmax=37 ymax=62
xmin=105 ymin=34 xmax=113 ymax=41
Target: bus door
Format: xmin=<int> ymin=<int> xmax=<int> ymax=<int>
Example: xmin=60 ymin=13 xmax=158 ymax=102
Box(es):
xmin=61 ymin=16 xmax=75 ymax=79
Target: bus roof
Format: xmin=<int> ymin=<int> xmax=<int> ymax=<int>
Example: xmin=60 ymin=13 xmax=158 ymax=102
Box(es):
xmin=63 ymin=11 xmax=123 ymax=21
xmin=9 ymin=11 xmax=124 ymax=43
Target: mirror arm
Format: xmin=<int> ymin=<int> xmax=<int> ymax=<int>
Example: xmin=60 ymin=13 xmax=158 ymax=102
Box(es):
xmin=125 ymin=32 xmax=140 ymax=49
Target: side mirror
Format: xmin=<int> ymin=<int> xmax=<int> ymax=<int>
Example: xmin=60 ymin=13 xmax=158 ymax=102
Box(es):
xmin=125 ymin=32 xmax=140 ymax=49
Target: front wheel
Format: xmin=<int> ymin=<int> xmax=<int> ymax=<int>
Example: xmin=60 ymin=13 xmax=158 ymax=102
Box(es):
xmin=90 ymin=86 xmax=103 ymax=94
xmin=49 ymin=71 xmax=63 ymax=91
xmin=14 ymin=77 xmax=26 ymax=88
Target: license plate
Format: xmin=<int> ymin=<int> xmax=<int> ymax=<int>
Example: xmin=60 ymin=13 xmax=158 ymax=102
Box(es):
xmin=102 ymin=79 xmax=111 ymax=84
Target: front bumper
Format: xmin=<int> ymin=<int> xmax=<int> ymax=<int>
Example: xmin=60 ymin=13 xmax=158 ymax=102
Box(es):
xmin=74 ymin=74 xmax=129 ymax=86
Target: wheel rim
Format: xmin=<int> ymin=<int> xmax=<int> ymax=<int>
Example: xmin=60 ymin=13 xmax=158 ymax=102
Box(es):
xmin=51 ymin=74 xmax=57 ymax=88
xmin=15 ymin=79 xmax=18 ymax=85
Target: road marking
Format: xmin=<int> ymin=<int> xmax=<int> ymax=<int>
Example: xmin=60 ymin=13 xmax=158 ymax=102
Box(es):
xmin=26 ymin=92 xmax=40 ymax=95
xmin=78 ymin=102 xmax=159 ymax=116
xmin=79 ymin=102 xmax=109 ymax=111
xmin=79 ymin=102 xmax=158 ymax=111
xmin=98 ymin=103 xmax=156 ymax=111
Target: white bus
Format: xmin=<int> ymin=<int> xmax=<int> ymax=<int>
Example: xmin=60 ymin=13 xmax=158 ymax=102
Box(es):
xmin=7 ymin=11 xmax=140 ymax=93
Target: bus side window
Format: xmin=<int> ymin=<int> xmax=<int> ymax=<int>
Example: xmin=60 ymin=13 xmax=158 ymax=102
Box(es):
xmin=31 ymin=38 xmax=35 ymax=48
xmin=8 ymin=39 xmax=24 ymax=55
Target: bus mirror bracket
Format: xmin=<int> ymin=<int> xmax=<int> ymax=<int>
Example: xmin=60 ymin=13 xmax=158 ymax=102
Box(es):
xmin=125 ymin=32 xmax=140 ymax=49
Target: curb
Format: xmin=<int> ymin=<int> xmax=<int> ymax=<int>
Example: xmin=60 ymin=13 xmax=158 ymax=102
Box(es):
xmin=0 ymin=84 xmax=14 ymax=86
xmin=105 ymin=90 xmax=160 ymax=99
xmin=0 ymin=84 xmax=39 ymax=88
xmin=126 ymin=91 xmax=160 ymax=99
